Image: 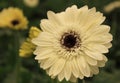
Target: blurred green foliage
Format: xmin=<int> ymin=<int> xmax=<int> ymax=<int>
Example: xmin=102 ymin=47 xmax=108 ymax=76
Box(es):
xmin=0 ymin=0 xmax=120 ymax=83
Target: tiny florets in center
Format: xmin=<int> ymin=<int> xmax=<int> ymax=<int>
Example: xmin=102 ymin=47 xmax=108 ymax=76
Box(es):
xmin=63 ymin=34 xmax=76 ymax=48
xmin=11 ymin=20 xmax=19 ymax=26
xmin=61 ymin=31 xmax=80 ymax=50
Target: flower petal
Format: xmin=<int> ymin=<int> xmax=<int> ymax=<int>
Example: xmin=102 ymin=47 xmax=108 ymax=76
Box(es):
xmin=49 ymin=58 xmax=65 ymax=77
xmin=32 ymin=32 xmax=54 ymax=46
xmin=47 ymin=11 xmax=62 ymax=25
xmin=34 ymin=48 xmax=53 ymax=60
xmin=84 ymin=49 xmax=104 ymax=60
xmin=77 ymin=56 xmax=91 ymax=77
xmin=40 ymin=19 xmax=61 ymax=34
xmin=52 ymin=58 xmax=66 ymax=76
xmin=90 ymin=66 xmax=99 ymax=75
xmin=97 ymin=55 xmax=108 ymax=67
xmin=64 ymin=5 xmax=78 ymax=24
xmin=85 ymin=56 xmax=97 ymax=66
xmin=40 ymin=57 xmax=58 ymax=69
xmin=69 ymin=75 xmax=77 ymax=83
xmin=64 ymin=61 xmax=72 ymax=81
xmin=83 ymin=33 xmax=112 ymax=44
xmin=58 ymin=70 xmax=64 ymax=81
xmin=104 ymin=43 xmax=112 ymax=48
xmin=71 ymin=58 xmax=81 ymax=78
xmin=85 ymin=44 xmax=109 ymax=53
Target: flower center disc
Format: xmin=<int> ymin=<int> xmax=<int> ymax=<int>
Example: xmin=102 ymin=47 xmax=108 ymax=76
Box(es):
xmin=63 ymin=35 xmax=76 ymax=48
xmin=61 ymin=31 xmax=80 ymax=50
xmin=11 ymin=20 xmax=19 ymax=26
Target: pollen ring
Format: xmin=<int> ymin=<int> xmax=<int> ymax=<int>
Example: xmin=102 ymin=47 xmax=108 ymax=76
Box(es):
xmin=60 ymin=31 xmax=81 ymax=51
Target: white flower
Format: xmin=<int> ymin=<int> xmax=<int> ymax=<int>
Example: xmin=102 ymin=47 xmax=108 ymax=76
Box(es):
xmin=32 ymin=5 xmax=113 ymax=82
xmin=23 ymin=0 xmax=39 ymax=7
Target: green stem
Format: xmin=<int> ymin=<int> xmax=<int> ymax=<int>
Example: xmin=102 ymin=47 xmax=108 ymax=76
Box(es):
xmin=57 ymin=79 xmax=60 ymax=83
xmin=76 ymin=79 xmax=78 ymax=83
xmin=82 ymin=79 xmax=85 ymax=83
xmin=14 ymin=30 xmax=21 ymax=83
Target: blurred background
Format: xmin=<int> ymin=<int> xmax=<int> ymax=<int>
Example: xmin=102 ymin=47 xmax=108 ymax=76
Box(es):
xmin=0 ymin=0 xmax=120 ymax=83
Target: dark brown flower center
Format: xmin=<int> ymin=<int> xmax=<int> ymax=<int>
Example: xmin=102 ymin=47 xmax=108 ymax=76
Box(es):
xmin=61 ymin=31 xmax=80 ymax=50
xmin=11 ymin=20 xmax=19 ymax=26
xmin=63 ymin=35 xmax=76 ymax=48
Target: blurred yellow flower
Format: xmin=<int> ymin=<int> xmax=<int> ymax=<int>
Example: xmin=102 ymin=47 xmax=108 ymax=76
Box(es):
xmin=104 ymin=1 xmax=120 ymax=13
xmin=23 ymin=0 xmax=39 ymax=8
xmin=19 ymin=26 xmax=41 ymax=57
xmin=29 ymin=26 xmax=41 ymax=39
xmin=0 ymin=7 xmax=28 ymax=30
xmin=32 ymin=5 xmax=112 ymax=82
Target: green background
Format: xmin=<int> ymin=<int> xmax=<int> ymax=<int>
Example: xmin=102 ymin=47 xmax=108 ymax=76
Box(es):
xmin=0 ymin=0 xmax=120 ymax=83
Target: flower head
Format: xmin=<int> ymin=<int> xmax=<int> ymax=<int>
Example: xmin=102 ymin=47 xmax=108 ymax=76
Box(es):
xmin=32 ymin=5 xmax=112 ymax=82
xmin=23 ymin=0 xmax=39 ymax=8
xmin=104 ymin=1 xmax=120 ymax=13
xmin=19 ymin=26 xmax=41 ymax=57
xmin=0 ymin=7 xmax=28 ymax=30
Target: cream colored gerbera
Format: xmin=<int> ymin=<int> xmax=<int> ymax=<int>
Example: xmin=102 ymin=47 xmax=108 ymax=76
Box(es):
xmin=23 ymin=0 xmax=39 ymax=8
xmin=104 ymin=1 xmax=120 ymax=13
xmin=0 ymin=7 xmax=28 ymax=30
xmin=19 ymin=26 xmax=41 ymax=57
xmin=32 ymin=5 xmax=112 ymax=82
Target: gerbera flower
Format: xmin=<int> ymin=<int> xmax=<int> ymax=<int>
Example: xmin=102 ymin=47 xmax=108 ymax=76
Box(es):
xmin=19 ymin=26 xmax=41 ymax=57
xmin=104 ymin=1 xmax=120 ymax=13
xmin=23 ymin=0 xmax=39 ymax=8
xmin=0 ymin=7 xmax=28 ymax=30
xmin=32 ymin=5 xmax=113 ymax=82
